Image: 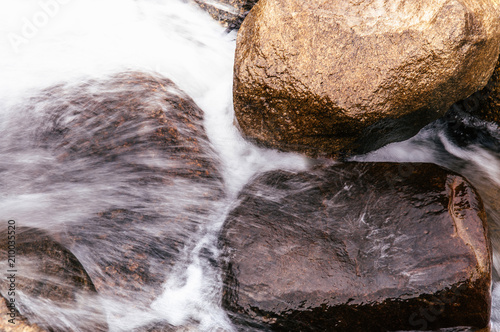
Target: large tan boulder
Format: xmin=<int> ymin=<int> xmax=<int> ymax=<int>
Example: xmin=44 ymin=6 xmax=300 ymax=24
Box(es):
xmin=234 ymin=0 xmax=500 ymax=157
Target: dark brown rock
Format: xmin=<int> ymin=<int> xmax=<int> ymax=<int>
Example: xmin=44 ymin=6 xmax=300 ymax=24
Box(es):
xmin=220 ymin=163 xmax=491 ymax=331
xmin=233 ymin=0 xmax=500 ymax=158
xmin=423 ymin=118 xmax=500 ymax=281
xmin=194 ymin=0 xmax=258 ymax=30
xmin=0 ymin=227 xmax=107 ymax=332
xmin=0 ymin=71 xmax=225 ymax=328
xmin=451 ymin=54 xmax=500 ymax=125
xmin=33 ymin=72 xmax=224 ymax=304
xmin=37 ymin=71 xmax=221 ymax=183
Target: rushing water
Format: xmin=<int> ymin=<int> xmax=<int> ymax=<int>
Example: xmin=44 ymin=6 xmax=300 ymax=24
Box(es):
xmin=351 ymin=110 xmax=500 ymax=330
xmin=0 ymin=0 xmax=499 ymax=331
xmin=0 ymin=1 xmax=308 ymax=331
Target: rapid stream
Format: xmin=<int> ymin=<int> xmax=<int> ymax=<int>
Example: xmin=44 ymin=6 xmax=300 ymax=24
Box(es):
xmin=0 ymin=1 xmax=498 ymax=331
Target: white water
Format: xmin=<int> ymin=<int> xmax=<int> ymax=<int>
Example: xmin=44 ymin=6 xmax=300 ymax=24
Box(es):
xmin=0 ymin=0 xmax=308 ymax=331
xmin=351 ymin=113 xmax=500 ymax=330
xmin=0 ymin=0 xmax=499 ymax=331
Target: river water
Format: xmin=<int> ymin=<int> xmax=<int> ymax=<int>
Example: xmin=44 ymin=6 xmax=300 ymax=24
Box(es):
xmin=0 ymin=0 xmax=498 ymax=331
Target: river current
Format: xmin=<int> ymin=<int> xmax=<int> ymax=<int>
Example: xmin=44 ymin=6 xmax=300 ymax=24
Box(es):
xmin=0 ymin=1 xmax=498 ymax=331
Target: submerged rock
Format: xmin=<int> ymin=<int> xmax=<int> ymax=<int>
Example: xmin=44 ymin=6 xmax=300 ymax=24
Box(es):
xmin=0 ymin=297 xmax=46 ymax=332
xmin=220 ymin=163 xmax=491 ymax=331
xmin=39 ymin=72 xmax=223 ymax=302
xmin=233 ymin=0 xmax=500 ymax=158
xmin=194 ymin=0 xmax=258 ymax=30
xmin=0 ymin=227 xmax=107 ymax=332
xmin=1 ymin=71 xmax=224 ymax=329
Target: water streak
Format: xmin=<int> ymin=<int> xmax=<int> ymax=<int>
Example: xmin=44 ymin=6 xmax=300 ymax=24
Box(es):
xmin=0 ymin=1 xmax=307 ymax=331
xmin=0 ymin=0 xmax=497 ymax=331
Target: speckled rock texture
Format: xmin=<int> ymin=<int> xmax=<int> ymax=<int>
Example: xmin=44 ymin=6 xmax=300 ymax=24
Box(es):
xmin=194 ymin=0 xmax=258 ymax=29
xmin=220 ymin=163 xmax=492 ymax=331
xmin=0 ymin=297 xmax=46 ymax=332
xmin=0 ymin=71 xmax=225 ymax=331
xmin=0 ymin=228 xmax=107 ymax=332
xmin=233 ymin=0 xmax=500 ymax=158
xmin=32 ymin=71 xmax=224 ymax=305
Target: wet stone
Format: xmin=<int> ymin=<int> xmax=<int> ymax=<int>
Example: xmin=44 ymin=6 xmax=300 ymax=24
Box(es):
xmin=38 ymin=72 xmax=223 ymax=303
xmin=0 ymin=296 xmax=46 ymax=332
xmin=1 ymin=71 xmax=225 ymax=328
xmin=194 ymin=0 xmax=258 ymax=30
xmin=0 ymin=227 xmax=107 ymax=332
xmin=132 ymin=320 xmax=200 ymax=332
xmin=220 ymin=163 xmax=491 ymax=331
xmin=453 ymin=53 xmax=500 ymax=125
xmin=233 ymin=0 xmax=500 ymax=158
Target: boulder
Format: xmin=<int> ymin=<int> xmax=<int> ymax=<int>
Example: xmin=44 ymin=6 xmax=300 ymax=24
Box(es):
xmin=233 ymin=0 xmax=500 ymax=158
xmin=34 ymin=71 xmax=224 ymax=304
xmin=220 ymin=163 xmax=491 ymax=331
xmin=423 ymin=109 xmax=500 ymax=281
xmin=0 ymin=228 xmax=107 ymax=332
xmin=195 ymin=0 xmax=258 ymax=30
xmin=2 ymin=71 xmax=225 ymax=327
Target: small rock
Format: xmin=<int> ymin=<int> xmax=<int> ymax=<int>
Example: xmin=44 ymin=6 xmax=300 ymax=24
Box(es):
xmin=0 ymin=228 xmax=107 ymax=332
xmin=194 ymin=0 xmax=258 ymax=30
xmin=34 ymin=72 xmax=225 ymax=304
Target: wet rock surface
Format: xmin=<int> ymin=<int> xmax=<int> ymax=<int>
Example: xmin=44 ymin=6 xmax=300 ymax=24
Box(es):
xmin=233 ymin=0 xmax=500 ymax=158
xmin=428 ymin=110 xmax=500 ymax=280
xmin=0 ymin=71 xmax=225 ymax=328
xmin=0 ymin=296 xmax=46 ymax=332
xmin=37 ymin=72 xmax=223 ymax=304
xmin=0 ymin=227 xmax=106 ymax=332
xmin=132 ymin=321 xmax=200 ymax=332
xmin=452 ymin=55 xmax=500 ymax=125
xmin=194 ymin=0 xmax=258 ymax=30
xmin=220 ymin=163 xmax=491 ymax=331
